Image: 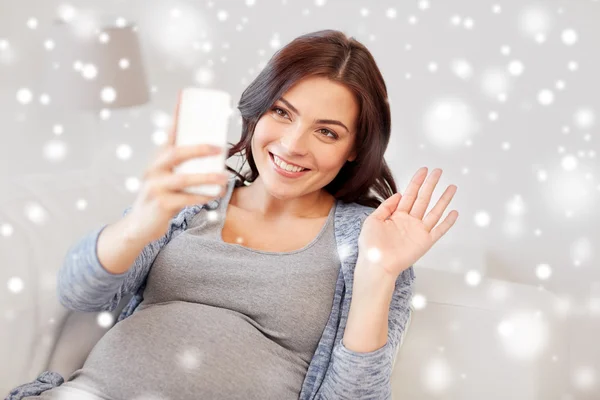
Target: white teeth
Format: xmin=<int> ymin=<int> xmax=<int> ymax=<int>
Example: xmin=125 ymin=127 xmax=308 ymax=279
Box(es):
xmin=273 ymin=154 xmax=306 ymax=172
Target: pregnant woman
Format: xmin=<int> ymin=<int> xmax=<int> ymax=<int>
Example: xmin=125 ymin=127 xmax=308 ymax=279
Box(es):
xmin=8 ymin=29 xmax=458 ymax=400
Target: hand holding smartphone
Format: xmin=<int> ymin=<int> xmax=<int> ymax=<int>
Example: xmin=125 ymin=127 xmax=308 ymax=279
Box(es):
xmin=126 ymin=90 xmax=232 ymax=243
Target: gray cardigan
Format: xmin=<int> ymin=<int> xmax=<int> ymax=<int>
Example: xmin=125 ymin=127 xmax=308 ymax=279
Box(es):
xmin=6 ymin=189 xmax=415 ymax=400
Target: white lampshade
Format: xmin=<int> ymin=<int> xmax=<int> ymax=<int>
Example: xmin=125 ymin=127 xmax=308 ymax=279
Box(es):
xmin=41 ymin=19 xmax=150 ymax=110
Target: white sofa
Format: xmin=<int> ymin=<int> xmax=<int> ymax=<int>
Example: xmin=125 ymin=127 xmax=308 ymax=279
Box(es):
xmin=0 ymin=169 xmax=137 ymax=395
xmin=0 ymin=170 xmax=567 ymax=399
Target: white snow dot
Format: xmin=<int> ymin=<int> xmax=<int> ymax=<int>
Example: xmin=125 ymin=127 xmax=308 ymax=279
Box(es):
xmin=39 ymin=93 xmax=51 ymax=105
xmin=116 ymin=144 xmax=133 ymax=160
xmin=561 ymin=155 xmax=578 ymax=171
xmin=27 ymin=18 xmax=39 ymax=30
xmin=561 ymin=29 xmax=578 ymax=46
xmin=74 ymin=199 xmax=87 ymax=213
xmin=99 ymin=108 xmax=111 ymax=120
xmin=451 ymin=59 xmax=473 ymax=80
xmin=82 ymin=64 xmax=98 ymax=80
xmin=43 ymin=140 xmax=67 ymax=161
xmin=573 ymin=108 xmax=595 ymax=129
xmin=412 ymin=294 xmax=427 ymax=309
xmin=508 ymin=60 xmax=524 ymax=76
xmin=535 ymin=33 xmax=546 ymax=43
xmin=519 ymin=7 xmax=551 ymax=37
xmin=195 ymin=67 xmax=214 ymax=85
xmin=366 ymin=247 xmax=382 ymax=263
xmin=571 ymin=366 xmax=596 ymax=391
xmin=474 ymin=211 xmax=491 ymax=227
xmin=567 ymin=61 xmax=578 ymax=71
xmin=119 ymin=58 xmax=130 ymax=69
xmin=178 ymin=347 xmax=203 ymax=370
xmin=16 ymin=88 xmax=33 ymax=104
xmin=217 ymin=10 xmax=228 ymax=21
xmin=270 ymin=34 xmax=281 ymax=49
xmin=97 ymin=312 xmax=114 ymax=328
xmin=206 ymin=210 xmax=219 ymax=222
xmin=125 ymin=176 xmax=141 ymax=192
xmin=1 ymin=223 xmax=14 ymax=237
xmin=44 ymin=40 xmax=55 ymax=50
xmin=7 ymin=277 xmax=24 ymax=293
xmin=465 ymin=270 xmax=482 ymax=286
xmin=101 ymin=87 xmax=117 ymax=103
xmin=537 ymin=89 xmax=554 ymax=105
xmin=535 ymin=264 xmax=552 ymax=280
xmin=386 ymin=8 xmax=397 ymax=19
xmin=98 ymin=32 xmax=110 ymax=43
xmin=57 ymin=4 xmax=77 ymax=22
xmin=498 ymin=320 xmax=514 ymax=336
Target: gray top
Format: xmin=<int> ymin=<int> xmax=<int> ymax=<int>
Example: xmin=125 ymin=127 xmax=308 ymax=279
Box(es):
xmin=31 ymin=177 xmax=340 ymax=400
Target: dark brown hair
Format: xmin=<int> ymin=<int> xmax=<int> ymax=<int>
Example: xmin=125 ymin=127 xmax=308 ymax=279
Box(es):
xmin=225 ymin=29 xmax=398 ymax=209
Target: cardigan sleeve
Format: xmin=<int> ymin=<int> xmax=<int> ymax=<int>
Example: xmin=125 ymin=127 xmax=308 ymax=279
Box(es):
xmin=315 ymin=266 xmax=416 ymax=400
xmin=56 ymin=205 xmax=195 ymax=312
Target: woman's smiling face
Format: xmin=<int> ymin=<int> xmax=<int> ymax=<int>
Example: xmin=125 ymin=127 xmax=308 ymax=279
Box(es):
xmin=251 ymin=75 xmax=359 ymax=199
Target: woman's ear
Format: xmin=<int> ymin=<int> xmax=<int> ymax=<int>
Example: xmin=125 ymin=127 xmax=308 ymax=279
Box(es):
xmin=347 ymin=150 xmax=357 ymax=162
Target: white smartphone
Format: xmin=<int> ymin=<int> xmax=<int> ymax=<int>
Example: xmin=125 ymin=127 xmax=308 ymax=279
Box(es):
xmin=173 ymin=87 xmax=233 ymax=197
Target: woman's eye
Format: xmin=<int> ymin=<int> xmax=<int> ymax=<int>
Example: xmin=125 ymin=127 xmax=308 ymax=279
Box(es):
xmin=319 ymin=128 xmax=338 ymax=139
xmin=272 ymin=107 xmax=289 ymax=118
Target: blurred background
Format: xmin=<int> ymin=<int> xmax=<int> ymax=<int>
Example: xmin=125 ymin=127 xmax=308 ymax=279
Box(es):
xmin=0 ymin=0 xmax=598 ymax=399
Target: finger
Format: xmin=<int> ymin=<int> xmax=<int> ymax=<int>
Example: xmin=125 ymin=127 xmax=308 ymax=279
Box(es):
xmin=395 ymin=167 xmax=428 ymax=214
xmin=422 ymin=185 xmax=458 ymax=231
xmin=154 ymin=144 xmax=222 ymax=172
xmin=370 ymin=192 xmax=402 ymax=221
xmin=409 ymin=168 xmax=443 ymax=220
xmin=430 ymin=210 xmax=459 ymax=244
xmin=159 ymin=171 xmax=229 ymax=192
xmin=167 ymin=90 xmax=183 ymax=147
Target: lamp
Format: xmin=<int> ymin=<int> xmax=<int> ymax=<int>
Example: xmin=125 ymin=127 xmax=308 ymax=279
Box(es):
xmin=42 ymin=19 xmax=150 ymax=110
xmin=40 ymin=18 xmax=151 ymax=172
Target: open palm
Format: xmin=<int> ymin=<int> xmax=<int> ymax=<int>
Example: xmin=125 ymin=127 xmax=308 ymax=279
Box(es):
xmin=358 ymin=167 xmax=459 ymax=279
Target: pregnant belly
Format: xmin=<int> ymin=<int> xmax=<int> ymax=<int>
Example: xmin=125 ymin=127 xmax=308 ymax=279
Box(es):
xmin=67 ymin=301 xmax=305 ymax=400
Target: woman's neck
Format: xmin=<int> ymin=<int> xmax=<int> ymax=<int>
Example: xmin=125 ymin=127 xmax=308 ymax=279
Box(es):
xmin=230 ymin=179 xmax=335 ymax=221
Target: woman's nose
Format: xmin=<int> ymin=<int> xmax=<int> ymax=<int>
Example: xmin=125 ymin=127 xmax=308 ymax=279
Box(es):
xmin=280 ymin=127 xmax=309 ymax=153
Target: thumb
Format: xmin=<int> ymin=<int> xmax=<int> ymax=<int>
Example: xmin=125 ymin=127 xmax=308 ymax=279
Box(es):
xmin=167 ymin=90 xmax=183 ymax=147
xmin=370 ymin=193 xmax=402 ymax=221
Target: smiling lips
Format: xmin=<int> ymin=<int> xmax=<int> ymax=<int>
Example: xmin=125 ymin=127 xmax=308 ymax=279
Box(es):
xmin=269 ymin=152 xmax=311 ymax=178
xmin=269 ymin=152 xmax=310 ymax=171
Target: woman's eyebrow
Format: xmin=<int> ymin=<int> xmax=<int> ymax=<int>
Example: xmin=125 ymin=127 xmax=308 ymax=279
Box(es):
xmin=279 ymin=97 xmax=351 ymax=133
